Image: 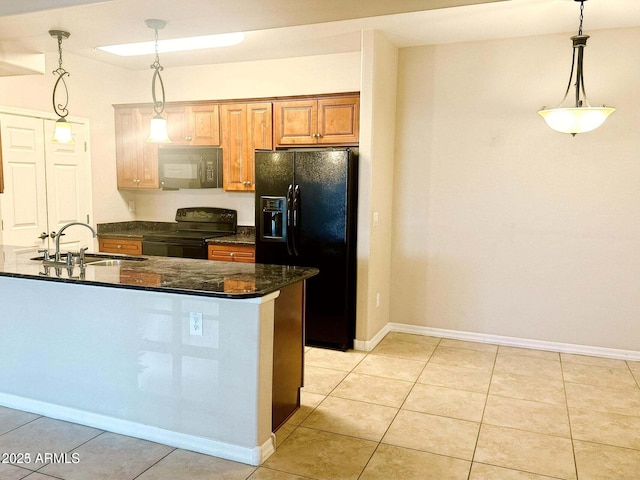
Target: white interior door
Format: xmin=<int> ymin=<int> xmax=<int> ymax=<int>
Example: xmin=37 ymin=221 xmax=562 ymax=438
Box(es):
xmin=43 ymin=119 xmax=94 ymax=251
xmin=0 ymin=113 xmax=48 ymax=251
xmin=0 ymin=112 xmax=94 ymax=254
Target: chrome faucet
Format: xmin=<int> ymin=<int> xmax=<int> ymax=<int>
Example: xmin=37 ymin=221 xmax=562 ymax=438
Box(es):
xmin=48 ymin=222 xmax=97 ymax=264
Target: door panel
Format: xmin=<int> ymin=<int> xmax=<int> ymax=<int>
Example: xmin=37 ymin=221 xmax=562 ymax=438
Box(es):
xmin=44 ymin=119 xmax=93 ymax=251
xmin=190 ymin=104 xmax=220 ymax=145
xmin=137 ymin=108 xmax=159 ymax=188
xmin=274 ymin=100 xmax=316 ymax=146
xmin=221 ymin=104 xmax=247 ymax=191
xmin=317 ymin=97 xmax=360 ymax=145
xmin=0 ymin=114 xmax=48 ymax=248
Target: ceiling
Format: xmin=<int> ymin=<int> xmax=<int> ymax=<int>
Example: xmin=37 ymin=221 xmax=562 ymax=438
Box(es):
xmin=0 ymin=0 xmax=639 ymax=73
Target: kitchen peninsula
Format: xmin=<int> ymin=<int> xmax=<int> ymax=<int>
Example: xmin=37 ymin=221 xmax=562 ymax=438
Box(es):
xmin=0 ymin=245 xmax=317 ymax=466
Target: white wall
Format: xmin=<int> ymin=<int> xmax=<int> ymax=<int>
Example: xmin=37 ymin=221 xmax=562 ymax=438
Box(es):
xmin=356 ymin=31 xmax=398 ymax=343
xmin=391 ymin=27 xmax=640 ymax=351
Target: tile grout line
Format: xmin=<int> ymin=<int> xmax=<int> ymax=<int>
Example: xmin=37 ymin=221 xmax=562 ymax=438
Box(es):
xmin=130 ymin=447 xmax=178 ymax=480
xmin=466 ymin=345 xmax=498 ymax=480
xmin=33 ymin=429 xmax=106 ymax=476
xmin=560 ymin=353 xmax=581 ymax=480
xmin=0 ymin=414 xmax=43 ymax=438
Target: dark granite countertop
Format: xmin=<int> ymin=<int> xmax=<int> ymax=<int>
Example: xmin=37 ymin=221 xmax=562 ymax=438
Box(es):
xmin=207 ymin=229 xmax=256 ymax=246
xmin=97 ymin=222 xmax=256 ymax=245
xmin=0 ymin=245 xmax=315 ymax=299
xmin=96 ymin=221 xmax=177 ymax=238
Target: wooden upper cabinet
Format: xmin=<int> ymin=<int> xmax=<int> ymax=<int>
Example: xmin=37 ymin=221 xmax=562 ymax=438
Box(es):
xmin=318 ymin=97 xmax=360 ymax=144
xmin=166 ymin=104 xmax=220 ymax=146
xmin=114 ymin=106 xmax=159 ymax=189
xmin=221 ymin=102 xmax=272 ymax=192
xmin=274 ymin=95 xmax=359 ymax=147
xmin=273 ymin=99 xmax=316 ymax=146
xmin=113 ymin=94 xmax=356 ymax=192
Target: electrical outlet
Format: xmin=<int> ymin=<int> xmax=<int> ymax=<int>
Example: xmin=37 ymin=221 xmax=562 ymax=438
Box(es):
xmin=189 ymin=312 xmax=203 ymax=336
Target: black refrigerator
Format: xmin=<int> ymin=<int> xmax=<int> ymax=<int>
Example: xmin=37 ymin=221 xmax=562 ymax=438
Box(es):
xmin=255 ymin=148 xmax=358 ymax=351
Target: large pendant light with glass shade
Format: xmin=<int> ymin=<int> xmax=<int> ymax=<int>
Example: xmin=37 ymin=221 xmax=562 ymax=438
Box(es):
xmin=50 ymin=30 xmax=74 ymax=144
xmin=146 ymin=19 xmax=171 ymax=143
xmin=538 ymin=0 xmax=614 ymax=135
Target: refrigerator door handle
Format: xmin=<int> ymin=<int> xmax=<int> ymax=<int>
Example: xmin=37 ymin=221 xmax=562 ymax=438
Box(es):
xmin=292 ymin=185 xmax=300 ymax=256
xmin=286 ymin=184 xmax=294 ymax=256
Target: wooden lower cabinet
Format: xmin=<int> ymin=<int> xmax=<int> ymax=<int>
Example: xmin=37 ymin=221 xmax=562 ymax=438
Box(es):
xmin=272 ymin=281 xmax=304 ymax=431
xmin=208 ymin=244 xmax=255 ymax=263
xmin=98 ymin=237 xmax=142 ymax=255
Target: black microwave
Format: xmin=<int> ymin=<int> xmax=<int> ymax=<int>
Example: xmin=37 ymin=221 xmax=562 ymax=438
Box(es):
xmin=158 ymin=146 xmax=223 ymax=189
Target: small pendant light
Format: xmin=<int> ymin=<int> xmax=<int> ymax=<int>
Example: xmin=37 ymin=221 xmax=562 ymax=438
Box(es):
xmin=538 ymin=0 xmax=614 ymax=136
xmin=146 ymin=19 xmax=171 ymax=143
xmin=50 ymin=30 xmax=74 ymax=144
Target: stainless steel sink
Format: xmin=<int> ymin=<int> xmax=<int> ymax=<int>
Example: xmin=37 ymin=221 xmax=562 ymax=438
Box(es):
xmin=84 ymin=253 xmax=147 ymax=262
xmin=86 ymin=259 xmax=127 ymax=266
xmin=31 ymin=253 xmax=147 ymax=264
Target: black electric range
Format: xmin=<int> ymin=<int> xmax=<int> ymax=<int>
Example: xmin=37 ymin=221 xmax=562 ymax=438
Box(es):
xmin=142 ymin=207 xmax=237 ymax=259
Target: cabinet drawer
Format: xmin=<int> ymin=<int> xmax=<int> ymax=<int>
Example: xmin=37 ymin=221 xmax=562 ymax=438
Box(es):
xmin=208 ymin=244 xmax=255 ymax=263
xmin=98 ymin=237 xmax=142 ymax=255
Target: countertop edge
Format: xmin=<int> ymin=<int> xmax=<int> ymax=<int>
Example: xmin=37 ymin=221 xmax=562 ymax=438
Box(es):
xmin=0 ymin=245 xmax=316 ymax=299
xmin=0 ymin=269 xmax=316 ymax=299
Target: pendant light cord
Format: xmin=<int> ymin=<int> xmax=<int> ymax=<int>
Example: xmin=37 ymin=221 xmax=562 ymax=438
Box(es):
xmin=578 ymin=0 xmax=584 ymax=36
xmin=51 ymin=31 xmax=70 ymax=120
xmin=150 ymin=27 xmax=166 ymax=116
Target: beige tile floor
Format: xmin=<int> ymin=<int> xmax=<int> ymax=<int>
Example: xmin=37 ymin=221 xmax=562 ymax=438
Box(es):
xmin=1 ymin=332 xmax=639 ymax=480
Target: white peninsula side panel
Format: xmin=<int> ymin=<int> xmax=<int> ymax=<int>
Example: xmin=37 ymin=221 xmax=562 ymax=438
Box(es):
xmin=0 ymin=276 xmax=278 ymax=466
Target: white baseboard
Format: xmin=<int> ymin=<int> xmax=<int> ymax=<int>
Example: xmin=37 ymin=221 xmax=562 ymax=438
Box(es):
xmin=353 ymin=323 xmax=391 ymax=351
xmin=355 ymin=323 xmax=640 ymax=361
xmin=0 ymin=393 xmax=274 ymax=466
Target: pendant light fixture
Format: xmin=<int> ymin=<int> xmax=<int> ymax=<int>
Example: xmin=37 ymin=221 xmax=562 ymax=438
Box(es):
xmin=146 ymin=19 xmax=172 ymax=143
xmin=50 ymin=30 xmax=74 ymax=144
xmin=538 ymin=0 xmax=614 ymax=136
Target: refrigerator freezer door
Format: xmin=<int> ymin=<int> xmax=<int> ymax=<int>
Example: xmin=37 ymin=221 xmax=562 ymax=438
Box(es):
xmin=255 ymin=151 xmax=295 ymax=264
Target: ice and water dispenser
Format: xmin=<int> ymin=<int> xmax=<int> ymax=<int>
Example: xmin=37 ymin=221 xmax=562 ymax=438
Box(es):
xmin=260 ymin=196 xmax=286 ymax=242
